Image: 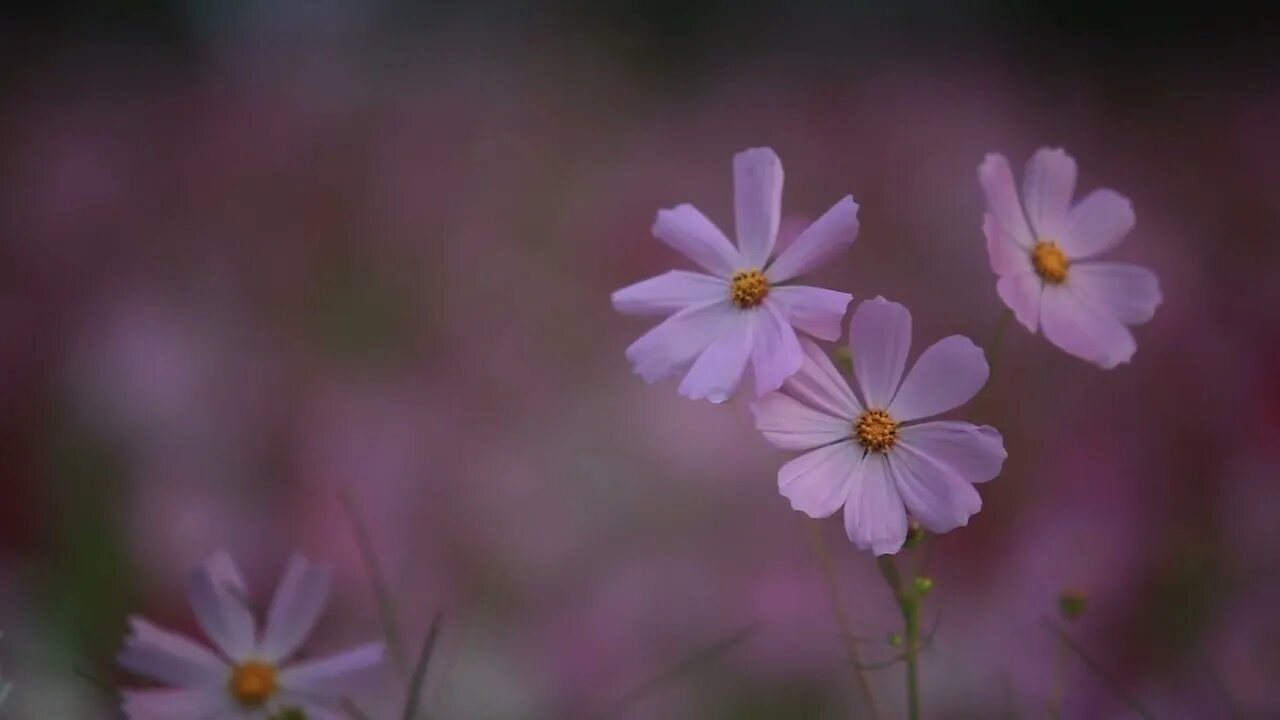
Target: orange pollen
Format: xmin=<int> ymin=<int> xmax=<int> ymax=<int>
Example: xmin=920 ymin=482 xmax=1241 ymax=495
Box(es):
xmin=229 ymin=660 xmax=278 ymax=707
xmin=1031 ymin=240 xmax=1069 ymax=284
xmin=729 ymin=268 xmax=770 ymax=308
xmin=854 ymin=409 xmax=898 ymax=452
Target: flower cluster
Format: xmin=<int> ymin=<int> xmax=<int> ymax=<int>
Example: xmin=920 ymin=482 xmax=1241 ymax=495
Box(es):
xmin=614 ymin=146 xmax=1160 ymax=552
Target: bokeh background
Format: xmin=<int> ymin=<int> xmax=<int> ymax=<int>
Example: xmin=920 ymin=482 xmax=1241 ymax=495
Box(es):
xmin=2 ymin=2 xmax=1279 ymax=718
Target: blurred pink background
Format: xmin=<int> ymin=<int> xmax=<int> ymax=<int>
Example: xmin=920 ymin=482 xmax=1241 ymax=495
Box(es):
xmin=1 ymin=3 xmax=1278 ymax=718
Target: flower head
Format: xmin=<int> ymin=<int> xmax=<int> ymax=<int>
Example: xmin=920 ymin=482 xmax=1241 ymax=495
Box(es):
xmin=978 ymin=148 xmax=1162 ymax=368
xmin=118 ymin=551 xmax=384 ymax=719
xmin=613 ymin=147 xmax=860 ymax=403
xmin=751 ymin=297 xmax=1007 ymax=554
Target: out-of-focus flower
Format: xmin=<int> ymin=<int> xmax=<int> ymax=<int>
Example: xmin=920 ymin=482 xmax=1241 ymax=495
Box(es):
xmin=978 ymin=148 xmax=1162 ymax=369
xmin=752 ymin=297 xmax=1006 ymax=554
xmin=118 ymin=552 xmax=383 ymax=719
xmin=613 ymin=147 xmax=859 ymax=403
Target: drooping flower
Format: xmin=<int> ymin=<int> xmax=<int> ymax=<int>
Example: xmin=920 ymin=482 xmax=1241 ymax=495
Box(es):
xmin=978 ymin=148 xmax=1162 ymax=369
xmin=613 ymin=147 xmax=860 ymax=403
xmin=119 ymin=552 xmax=383 ymax=720
xmin=751 ymin=297 xmax=1006 ymax=554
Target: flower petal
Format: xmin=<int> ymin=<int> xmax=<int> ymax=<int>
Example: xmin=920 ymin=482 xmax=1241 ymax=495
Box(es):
xmin=259 ymin=556 xmax=331 ymax=663
xmin=121 ymin=688 xmax=234 ymax=719
xmin=997 ymin=270 xmax=1044 ymax=333
xmin=782 ymin=339 xmax=863 ymax=420
xmin=279 ymin=642 xmax=385 ymax=696
xmin=977 ymin=153 xmax=1034 ymax=248
xmin=751 ymin=303 xmax=804 ymax=396
xmin=887 ymin=443 xmax=982 ymax=534
xmin=611 ymin=270 xmax=727 ymax=316
xmin=652 ymin=204 xmax=743 ymax=278
xmin=677 ymin=313 xmax=754 ymax=403
xmin=1068 ymin=261 xmax=1162 ymax=326
xmin=1040 ymin=284 xmax=1137 ymax=368
xmin=889 ymin=336 xmax=989 ymax=423
xmin=848 ymin=297 xmax=911 ymax=409
xmin=118 ymin=617 xmax=228 ymax=688
xmin=752 ymin=393 xmax=853 ymax=451
xmin=1022 ymin=147 xmax=1077 ymax=241
xmin=983 ymin=212 xmax=1032 ymax=277
xmin=766 ymin=286 xmax=852 ymax=341
xmin=896 ymin=422 xmax=1006 ymax=485
xmin=624 ymin=300 xmax=734 ymax=383
xmin=766 ymin=195 xmax=859 ymax=283
xmin=1060 ymin=189 xmax=1135 ymax=259
xmin=734 ymin=147 xmax=784 ymax=267
xmin=778 ymin=441 xmax=862 ymax=518
xmin=187 ymin=551 xmax=256 ymax=660
xmin=843 ymin=453 xmax=907 ymax=555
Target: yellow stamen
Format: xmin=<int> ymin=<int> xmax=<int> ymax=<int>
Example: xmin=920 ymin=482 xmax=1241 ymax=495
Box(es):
xmin=854 ymin=409 xmax=898 ymax=452
xmin=1031 ymin=240 xmax=1069 ymax=284
xmin=729 ymin=268 xmax=770 ymax=308
xmin=230 ymin=660 xmax=278 ymax=707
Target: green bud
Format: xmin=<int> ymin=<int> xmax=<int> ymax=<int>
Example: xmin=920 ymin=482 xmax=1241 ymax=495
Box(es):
xmin=1058 ymin=588 xmax=1088 ymax=621
xmin=887 ymin=632 xmax=903 ymax=647
xmin=913 ymin=576 xmax=934 ymax=596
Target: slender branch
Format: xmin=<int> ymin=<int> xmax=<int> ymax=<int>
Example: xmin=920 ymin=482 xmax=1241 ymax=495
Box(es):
xmin=1041 ymin=619 xmax=1156 ymax=720
xmin=339 ymin=488 xmax=408 ymax=679
xmin=402 ymin=612 xmax=445 ymax=720
xmin=986 ymin=309 xmax=1013 ymax=376
xmin=877 ymin=555 xmax=922 ymax=720
xmin=593 ymin=622 xmax=760 ymax=720
xmin=1046 ymin=629 xmax=1069 ymax=719
xmin=805 ymin=518 xmax=882 ymax=720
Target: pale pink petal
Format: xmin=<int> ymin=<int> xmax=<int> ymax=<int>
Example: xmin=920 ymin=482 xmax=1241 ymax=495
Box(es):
xmin=766 ymin=286 xmax=852 ymax=341
xmin=118 ymin=617 xmax=228 ymax=688
xmin=624 ymin=300 xmax=734 ymax=383
xmin=889 ymin=336 xmax=989 ymax=422
xmin=733 ymin=147 xmax=784 ymax=267
xmin=652 ymin=204 xmax=744 ymax=278
xmin=677 ymin=313 xmax=754 ymax=403
xmin=896 ymin=422 xmax=1006 ymax=484
xmin=765 ymin=195 xmax=859 ymax=283
xmin=1060 ymin=189 xmax=1135 ymax=259
xmin=121 ymin=687 xmax=233 ymax=719
xmin=259 ymin=556 xmax=331 ymax=663
xmin=848 ymin=297 xmax=911 ymax=409
xmin=1040 ymin=284 xmax=1137 ymax=369
xmin=843 ymin=453 xmax=907 ymax=555
xmin=983 ymin=212 xmax=1033 ymax=277
xmin=977 ymin=153 xmax=1034 ymax=248
xmin=751 ymin=303 xmax=804 ymax=396
xmin=279 ymin=643 xmax=385 ymax=695
xmin=187 ymin=552 xmax=256 ymax=660
xmin=777 ymin=441 xmax=862 ymax=518
xmin=1022 ymin=147 xmax=1077 ymax=241
xmin=782 ymin=339 xmax=862 ymax=420
xmin=611 ymin=270 xmax=727 ymax=315
xmin=997 ymin=270 xmax=1044 ymax=332
xmin=888 ymin=444 xmax=982 ymax=534
xmin=752 ymin=393 xmax=852 ymax=451
xmin=1068 ymin=261 xmax=1162 ymax=326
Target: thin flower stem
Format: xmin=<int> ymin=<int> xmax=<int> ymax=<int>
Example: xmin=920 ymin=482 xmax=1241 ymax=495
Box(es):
xmin=1046 ymin=630 xmax=1069 ymax=719
xmin=804 ymin=518 xmax=881 ymax=720
xmin=877 ymin=554 xmax=922 ymax=720
xmin=986 ymin=309 xmax=1013 ymax=376
xmin=339 ymin=488 xmax=409 ymax=680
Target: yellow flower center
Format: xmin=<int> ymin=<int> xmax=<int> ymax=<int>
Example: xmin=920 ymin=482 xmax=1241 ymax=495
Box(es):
xmin=1031 ymin=240 xmax=1069 ymax=284
xmin=854 ymin=409 xmax=898 ymax=452
xmin=729 ymin=268 xmax=770 ymax=309
xmin=230 ymin=660 xmax=278 ymax=707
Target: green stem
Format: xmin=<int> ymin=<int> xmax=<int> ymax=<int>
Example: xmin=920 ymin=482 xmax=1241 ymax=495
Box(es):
xmin=805 ymin=518 xmax=881 ymax=720
xmin=877 ymin=555 xmax=922 ymax=720
xmin=987 ymin=309 xmax=1012 ymax=376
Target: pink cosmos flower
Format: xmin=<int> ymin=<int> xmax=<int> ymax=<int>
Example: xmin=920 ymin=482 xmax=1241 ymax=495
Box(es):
xmin=612 ymin=147 xmax=860 ymax=403
xmin=978 ymin=148 xmax=1162 ymax=368
xmin=118 ymin=552 xmax=383 ymax=720
xmin=751 ymin=297 xmax=1006 ymax=554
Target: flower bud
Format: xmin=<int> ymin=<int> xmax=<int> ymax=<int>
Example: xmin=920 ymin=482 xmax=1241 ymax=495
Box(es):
xmin=887 ymin=632 xmax=903 ymax=647
xmin=913 ymin=576 xmax=934 ymax=596
xmin=1058 ymin=587 xmax=1088 ymax=621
